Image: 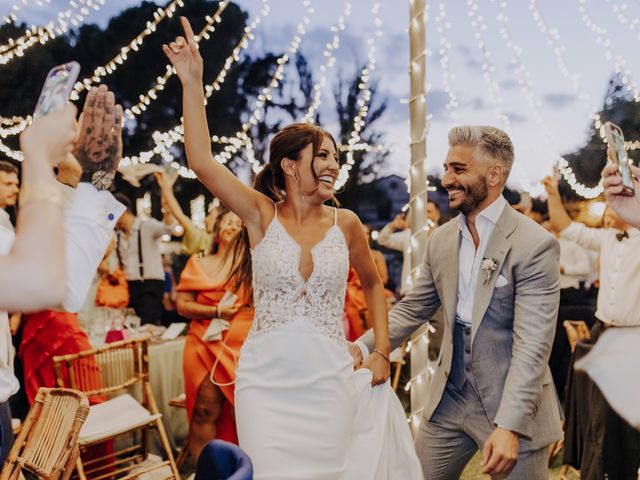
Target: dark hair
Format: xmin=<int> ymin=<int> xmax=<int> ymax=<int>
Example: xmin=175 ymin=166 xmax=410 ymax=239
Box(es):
xmin=209 ymin=205 xmax=230 ymax=255
xmin=0 ymin=161 xmax=18 ymax=176
xmin=113 ymin=192 xmax=132 ymax=212
xmin=228 ymin=122 xmax=338 ymax=296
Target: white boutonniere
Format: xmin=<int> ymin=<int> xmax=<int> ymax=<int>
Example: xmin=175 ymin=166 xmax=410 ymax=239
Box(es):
xmin=481 ymin=257 xmax=498 ymax=286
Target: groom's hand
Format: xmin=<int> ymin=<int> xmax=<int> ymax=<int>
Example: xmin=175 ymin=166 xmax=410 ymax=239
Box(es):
xmin=481 ymin=427 xmax=518 ymax=475
xmin=347 ymin=342 xmax=363 ymax=369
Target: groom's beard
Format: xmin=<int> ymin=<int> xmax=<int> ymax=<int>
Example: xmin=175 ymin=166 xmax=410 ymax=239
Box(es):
xmin=448 ymin=176 xmax=489 ymax=216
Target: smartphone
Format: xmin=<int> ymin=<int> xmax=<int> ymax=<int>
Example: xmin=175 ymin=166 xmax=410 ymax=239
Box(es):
xmin=33 ymin=61 xmax=80 ymax=118
xmin=604 ymin=121 xmax=635 ymax=196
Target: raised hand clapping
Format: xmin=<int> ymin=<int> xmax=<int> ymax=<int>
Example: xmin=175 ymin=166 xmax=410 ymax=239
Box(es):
xmin=163 ymin=17 xmax=203 ymax=87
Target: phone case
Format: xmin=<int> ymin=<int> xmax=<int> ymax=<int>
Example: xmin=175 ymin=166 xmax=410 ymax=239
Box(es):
xmin=33 ymin=61 xmax=80 ymax=118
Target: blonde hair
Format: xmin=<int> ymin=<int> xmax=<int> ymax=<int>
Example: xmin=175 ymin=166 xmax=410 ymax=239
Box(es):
xmin=448 ymin=126 xmax=514 ymax=181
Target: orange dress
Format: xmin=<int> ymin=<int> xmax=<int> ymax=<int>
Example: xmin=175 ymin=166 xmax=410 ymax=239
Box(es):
xmin=343 ymin=266 xmax=370 ymax=342
xmin=176 ymin=255 xmax=253 ymax=444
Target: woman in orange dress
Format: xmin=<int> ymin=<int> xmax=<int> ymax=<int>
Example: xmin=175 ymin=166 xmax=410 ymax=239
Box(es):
xmin=344 ymin=225 xmax=390 ymax=341
xmin=176 ymin=207 xmax=253 ymax=459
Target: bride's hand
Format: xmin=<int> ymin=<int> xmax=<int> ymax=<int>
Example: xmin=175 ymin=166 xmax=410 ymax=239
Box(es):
xmin=347 ymin=342 xmax=363 ymax=369
xmin=362 ymin=351 xmax=390 ymax=386
xmin=162 ymin=17 xmax=203 ymax=87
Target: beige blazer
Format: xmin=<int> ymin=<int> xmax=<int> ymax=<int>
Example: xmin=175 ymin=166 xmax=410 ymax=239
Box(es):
xmin=361 ymin=205 xmax=563 ymax=450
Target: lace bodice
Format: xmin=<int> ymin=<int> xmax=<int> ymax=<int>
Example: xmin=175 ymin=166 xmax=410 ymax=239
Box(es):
xmin=249 ymin=208 xmax=349 ymax=344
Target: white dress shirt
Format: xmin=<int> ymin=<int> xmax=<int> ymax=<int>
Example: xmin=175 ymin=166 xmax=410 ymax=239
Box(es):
xmin=456 ymin=196 xmax=507 ymax=326
xmin=377 ymin=227 xmax=411 ymax=294
xmin=0 ymin=183 xmax=124 ymax=402
xmin=561 ymin=222 xmax=640 ymax=326
xmin=558 ymin=236 xmax=592 ymax=290
xmin=118 ymin=218 xmax=169 ymax=281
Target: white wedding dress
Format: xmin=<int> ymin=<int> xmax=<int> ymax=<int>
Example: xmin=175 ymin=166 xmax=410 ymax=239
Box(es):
xmin=235 ymin=207 xmax=422 ymax=480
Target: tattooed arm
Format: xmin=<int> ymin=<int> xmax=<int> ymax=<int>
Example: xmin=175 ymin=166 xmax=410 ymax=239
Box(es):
xmin=74 ymin=85 xmax=123 ymax=190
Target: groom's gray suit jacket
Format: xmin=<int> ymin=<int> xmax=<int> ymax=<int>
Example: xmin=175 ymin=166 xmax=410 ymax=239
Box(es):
xmin=361 ymin=205 xmax=563 ymax=450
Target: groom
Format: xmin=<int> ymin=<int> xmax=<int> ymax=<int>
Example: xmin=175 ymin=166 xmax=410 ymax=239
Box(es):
xmin=355 ymin=126 xmax=562 ymax=478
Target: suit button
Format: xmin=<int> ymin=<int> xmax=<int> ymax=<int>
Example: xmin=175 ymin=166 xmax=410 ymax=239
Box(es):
xmin=465 ymin=347 xmax=471 ymax=354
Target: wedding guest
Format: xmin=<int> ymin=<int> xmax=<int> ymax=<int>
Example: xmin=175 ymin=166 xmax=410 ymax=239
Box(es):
xmin=19 ymin=86 xmax=126 ymax=404
xmin=176 ymin=206 xmax=253 ymax=457
xmin=544 ymin=170 xmax=640 ymax=478
xmin=155 ymin=170 xmax=218 ymax=255
xmin=364 ymin=224 xmax=388 ymax=285
xmin=115 ymin=193 xmax=172 ymax=325
xmin=377 ymin=200 xmax=440 ymax=295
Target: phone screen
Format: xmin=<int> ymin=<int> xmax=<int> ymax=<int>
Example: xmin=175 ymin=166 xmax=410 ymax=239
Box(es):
xmin=33 ymin=61 xmax=80 ymax=118
xmin=610 ymin=127 xmax=635 ymax=191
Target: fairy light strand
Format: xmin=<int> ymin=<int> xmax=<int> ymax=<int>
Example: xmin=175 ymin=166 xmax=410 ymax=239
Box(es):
xmin=434 ymin=1 xmax=458 ymax=118
xmin=302 ymin=0 xmax=352 ymax=122
xmin=0 ymin=0 xmax=105 ymax=65
xmin=334 ymin=0 xmax=382 ymax=190
xmin=2 ymin=0 xmax=51 ymax=26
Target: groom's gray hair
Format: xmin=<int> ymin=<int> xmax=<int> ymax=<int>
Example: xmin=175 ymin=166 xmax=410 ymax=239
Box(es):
xmin=448 ymin=126 xmax=514 ymax=181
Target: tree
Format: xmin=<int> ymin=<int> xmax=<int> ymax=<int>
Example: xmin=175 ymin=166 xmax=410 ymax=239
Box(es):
xmin=333 ymin=66 xmax=389 ymax=210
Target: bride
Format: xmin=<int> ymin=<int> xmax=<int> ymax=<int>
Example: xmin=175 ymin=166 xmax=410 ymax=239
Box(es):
xmin=164 ymin=18 xmax=422 ymax=479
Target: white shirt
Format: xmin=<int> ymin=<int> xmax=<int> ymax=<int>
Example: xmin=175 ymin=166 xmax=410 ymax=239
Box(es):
xmin=377 ymin=227 xmax=411 ymax=294
xmin=0 ymin=183 xmax=124 ymax=402
xmin=117 ymin=217 xmax=169 ymax=281
xmin=456 ymin=195 xmax=507 ymax=325
xmin=558 ymin=236 xmax=592 ymax=290
xmin=561 ymin=222 xmax=640 ymax=326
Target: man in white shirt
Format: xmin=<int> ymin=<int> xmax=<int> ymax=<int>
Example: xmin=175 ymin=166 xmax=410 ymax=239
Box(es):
xmin=377 ymin=201 xmax=440 ymax=296
xmin=355 ymin=126 xmax=562 ymax=478
xmin=0 ymin=85 xmax=125 ymax=457
xmin=114 ymin=194 xmax=171 ymax=326
xmin=545 ymin=170 xmax=640 ymax=477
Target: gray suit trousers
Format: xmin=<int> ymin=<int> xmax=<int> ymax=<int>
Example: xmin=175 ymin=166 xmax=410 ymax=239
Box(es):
xmin=415 ymin=324 xmax=548 ymax=480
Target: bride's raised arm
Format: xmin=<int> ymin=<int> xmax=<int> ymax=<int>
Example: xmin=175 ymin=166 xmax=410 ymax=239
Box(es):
xmin=163 ymin=17 xmax=273 ymax=232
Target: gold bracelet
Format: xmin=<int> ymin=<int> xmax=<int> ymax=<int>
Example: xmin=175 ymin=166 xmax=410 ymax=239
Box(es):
xmin=373 ymin=349 xmax=390 ymax=362
xmin=19 ymin=181 xmax=63 ymax=208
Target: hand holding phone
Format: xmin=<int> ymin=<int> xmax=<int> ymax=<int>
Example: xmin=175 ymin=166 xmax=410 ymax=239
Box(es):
xmin=604 ymin=121 xmax=635 ymax=197
xmin=33 ymin=62 xmax=80 ymax=118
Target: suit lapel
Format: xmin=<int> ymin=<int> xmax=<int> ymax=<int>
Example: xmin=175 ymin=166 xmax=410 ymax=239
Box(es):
xmin=440 ymin=220 xmax=461 ymax=330
xmin=470 ymin=207 xmax=516 ymax=342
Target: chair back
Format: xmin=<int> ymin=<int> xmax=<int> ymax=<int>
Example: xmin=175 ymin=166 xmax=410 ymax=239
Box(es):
xmin=1 ymin=388 xmax=89 ymax=480
xmin=195 ymin=440 xmax=253 ymax=480
xmin=53 ymin=337 xmax=149 ymax=398
xmin=563 ymin=320 xmax=591 ymax=352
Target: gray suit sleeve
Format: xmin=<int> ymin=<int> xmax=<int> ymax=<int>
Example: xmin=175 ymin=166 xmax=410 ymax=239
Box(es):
xmin=359 ymin=233 xmax=442 ymax=352
xmin=493 ymin=235 xmax=560 ymax=437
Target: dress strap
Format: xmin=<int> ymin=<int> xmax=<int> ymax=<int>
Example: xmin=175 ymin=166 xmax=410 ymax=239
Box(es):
xmin=333 ymin=207 xmax=338 ymax=226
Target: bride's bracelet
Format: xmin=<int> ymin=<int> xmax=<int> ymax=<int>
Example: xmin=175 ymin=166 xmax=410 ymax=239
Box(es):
xmin=373 ymin=349 xmax=390 ymax=362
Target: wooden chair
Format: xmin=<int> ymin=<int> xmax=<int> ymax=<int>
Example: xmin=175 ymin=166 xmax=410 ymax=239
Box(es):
xmin=168 ymin=394 xmax=191 ymax=469
xmin=1 ymin=388 xmax=89 ymax=480
xmin=53 ymin=337 xmax=179 ymax=480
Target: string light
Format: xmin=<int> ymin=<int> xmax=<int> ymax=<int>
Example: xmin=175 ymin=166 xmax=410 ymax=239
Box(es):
xmin=0 ymin=0 xmax=105 ymax=65
xmin=0 ymin=0 xmax=190 ymax=136
xmin=216 ymin=0 xmax=315 ymax=172
xmin=302 ymin=0 xmax=352 ymax=122
xmin=434 ymin=1 xmax=458 ymax=118
xmin=493 ymin=0 xmax=603 ymax=199
xmin=529 ymin=0 xmax=606 ymax=198
xmin=122 ymin=0 xmax=231 ymax=118
xmin=466 ymin=0 xmax=510 ymax=130
xmin=335 ymin=0 xmax=382 ymax=190
xmin=604 ymin=0 xmax=640 ymax=43
xmin=70 ymin=0 xmax=188 ymax=99
xmin=577 ymin=0 xmax=640 ymax=101
xmin=2 ymin=0 xmax=51 ymax=26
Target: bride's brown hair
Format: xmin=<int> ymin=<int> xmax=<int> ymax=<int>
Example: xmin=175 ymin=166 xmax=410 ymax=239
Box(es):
xmin=226 ymin=123 xmax=339 ymax=297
